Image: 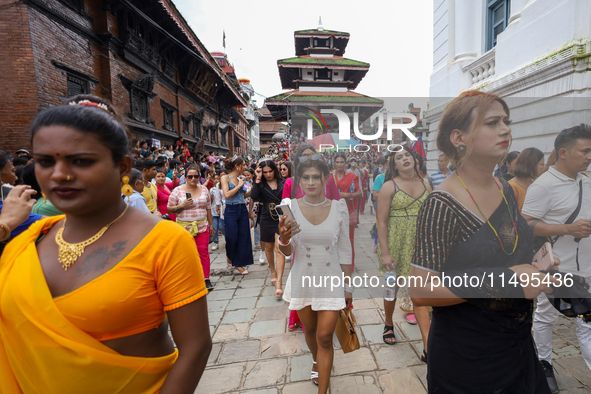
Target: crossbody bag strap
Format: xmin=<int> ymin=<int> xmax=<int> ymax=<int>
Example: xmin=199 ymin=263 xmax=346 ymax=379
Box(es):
xmin=551 ymin=179 xmax=583 ymax=245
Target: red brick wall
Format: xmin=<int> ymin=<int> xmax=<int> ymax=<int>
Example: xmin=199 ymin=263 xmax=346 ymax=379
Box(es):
xmin=0 ymin=1 xmax=40 ymax=153
xmin=1 ymin=0 xmax=245 ymax=155
xmin=28 ymin=6 xmax=102 ymax=111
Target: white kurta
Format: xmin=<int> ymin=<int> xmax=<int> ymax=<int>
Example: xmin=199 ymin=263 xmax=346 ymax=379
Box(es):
xmin=283 ymin=198 xmax=352 ymax=311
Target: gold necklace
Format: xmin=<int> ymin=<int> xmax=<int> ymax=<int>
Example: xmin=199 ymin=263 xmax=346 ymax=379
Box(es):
xmin=55 ymin=205 xmax=129 ymax=270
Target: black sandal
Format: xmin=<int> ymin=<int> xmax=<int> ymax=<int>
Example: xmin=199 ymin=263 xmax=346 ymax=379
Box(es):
xmin=383 ymin=325 xmax=396 ymax=345
xmin=421 ymin=350 xmax=427 ymax=363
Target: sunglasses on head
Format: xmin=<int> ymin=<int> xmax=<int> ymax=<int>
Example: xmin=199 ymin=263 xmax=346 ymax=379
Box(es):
xmin=186 ymin=175 xmax=199 ymax=179
xmin=298 ymin=154 xmax=321 ymax=163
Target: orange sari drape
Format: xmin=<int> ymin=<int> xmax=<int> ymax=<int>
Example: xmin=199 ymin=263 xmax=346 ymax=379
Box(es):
xmin=0 ymin=218 xmax=177 ymax=394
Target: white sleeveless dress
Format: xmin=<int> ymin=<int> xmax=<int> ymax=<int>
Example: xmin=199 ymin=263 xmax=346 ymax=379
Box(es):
xmin=282 ymin=198 xmax=352 ymax=311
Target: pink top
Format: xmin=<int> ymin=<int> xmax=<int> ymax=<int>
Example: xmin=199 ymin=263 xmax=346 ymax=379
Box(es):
xmin=156 ymin=181 xmax=179 ymax=222
xmin=282 ymin=173 xmax=341 ymax=200
xmin=168 ymin=185 xmax=211 ymax=234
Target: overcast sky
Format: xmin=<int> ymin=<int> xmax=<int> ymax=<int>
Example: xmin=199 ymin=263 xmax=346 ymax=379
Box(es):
xmin=174 ymin=0 xmax=433 ymax=111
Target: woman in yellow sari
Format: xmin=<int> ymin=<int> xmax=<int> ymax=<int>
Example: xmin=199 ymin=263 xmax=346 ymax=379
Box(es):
xmin=0 ymin=95 xmax=211 ymax=394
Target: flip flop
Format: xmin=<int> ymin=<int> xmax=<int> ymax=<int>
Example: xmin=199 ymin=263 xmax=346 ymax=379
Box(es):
xmin=383 ymin=324 xmax=397 ymax=345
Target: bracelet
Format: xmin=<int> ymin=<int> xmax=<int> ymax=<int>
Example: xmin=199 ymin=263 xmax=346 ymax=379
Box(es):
xmin=278 ymin=246 xmax=292 ymax=257
xmin=277 ymin=237 xmax=291 ymax=247
xmin=0 ymin=220 xmax=12 ymax=242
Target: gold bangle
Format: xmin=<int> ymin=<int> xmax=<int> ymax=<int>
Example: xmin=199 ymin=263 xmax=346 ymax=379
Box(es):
xmin=0 ymin=220 xmax=12 ymax=242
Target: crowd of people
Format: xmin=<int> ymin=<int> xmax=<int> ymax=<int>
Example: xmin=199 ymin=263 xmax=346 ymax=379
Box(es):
xmin=0 ymin=91 xmax=590 ymax=393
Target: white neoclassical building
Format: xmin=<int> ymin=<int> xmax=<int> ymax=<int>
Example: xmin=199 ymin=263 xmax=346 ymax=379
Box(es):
xmin=425 ymin=0 xmax=591 ymax=170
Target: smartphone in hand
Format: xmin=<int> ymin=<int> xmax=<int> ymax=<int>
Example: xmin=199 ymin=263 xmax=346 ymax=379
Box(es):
xmin=532 ymin=242 xmax=555 ymax=271
xmin=1 ymin=184 xmax=14 ymax=201
xmin=186 ymin=192 xmax=192 ymax=199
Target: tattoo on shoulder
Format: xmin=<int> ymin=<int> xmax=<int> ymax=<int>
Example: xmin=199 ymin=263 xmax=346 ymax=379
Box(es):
xmin=529 ymin=219 xmax=540 ymax=231
xmin=76 ymin=241 xmax=128 ymax=275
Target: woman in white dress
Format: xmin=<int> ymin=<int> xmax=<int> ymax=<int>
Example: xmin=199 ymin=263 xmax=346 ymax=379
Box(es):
xmin=278 ymin=158 xmax=352 ymax=394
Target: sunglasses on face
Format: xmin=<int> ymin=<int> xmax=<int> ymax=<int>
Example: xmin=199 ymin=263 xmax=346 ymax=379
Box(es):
xmin=298 ymin=154 xmax=321 ymax=163
xmin=186 ymin=175 xmax=199 ymax=179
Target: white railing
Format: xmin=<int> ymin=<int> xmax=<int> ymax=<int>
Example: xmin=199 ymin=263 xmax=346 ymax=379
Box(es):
xmin=463 ymin=48 xmax=496 ymax=85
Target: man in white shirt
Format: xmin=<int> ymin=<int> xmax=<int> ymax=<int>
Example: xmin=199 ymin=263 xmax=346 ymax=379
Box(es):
xmin=125 ymin=169 xmax=150 ymax=212
xmin=522 ymin=124 xmax=591 ymax=392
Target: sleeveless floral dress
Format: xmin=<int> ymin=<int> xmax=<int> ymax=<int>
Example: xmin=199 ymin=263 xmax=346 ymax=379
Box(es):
xmin=377 ymin=180 xmax=428 ymax=313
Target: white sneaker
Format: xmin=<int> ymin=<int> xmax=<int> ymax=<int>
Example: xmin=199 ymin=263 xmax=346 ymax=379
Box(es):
xmin=211 ymin=243 xmax=219 ymax=251
xmin=259 ymin=253 xmax=267 ymax=264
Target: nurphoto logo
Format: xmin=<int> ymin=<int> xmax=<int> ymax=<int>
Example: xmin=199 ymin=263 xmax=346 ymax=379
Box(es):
xmin=305 ymin=109 xmax=419 ymax=152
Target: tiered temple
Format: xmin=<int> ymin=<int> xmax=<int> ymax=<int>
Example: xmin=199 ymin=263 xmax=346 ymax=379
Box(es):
xmin=265 ymin=20 xmax=383 ymax=136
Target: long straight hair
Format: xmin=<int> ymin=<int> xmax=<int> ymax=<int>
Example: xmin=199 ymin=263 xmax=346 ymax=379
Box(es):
xmin=291 ymin=144 xmax=317 ymax=199
xmin=384 ymin=145 xmax=421 ymax=181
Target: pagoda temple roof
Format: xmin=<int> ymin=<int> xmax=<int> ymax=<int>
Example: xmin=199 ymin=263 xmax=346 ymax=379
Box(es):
xmin=266 ymin=89 xmax=383 ymax=105
xmin=278 ymin=56 xmax=369 ymax=68
xmin=265 ymin=90 xmax=383 ymax=122
xmin=277 ymin=56 xmax=370 ymax=89
xmin=294 ymin=29 xmax=350 ymax=37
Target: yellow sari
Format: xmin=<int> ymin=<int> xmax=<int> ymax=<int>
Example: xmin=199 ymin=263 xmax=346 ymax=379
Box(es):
xmin=0 ymin=218 xmax=190 ymax=393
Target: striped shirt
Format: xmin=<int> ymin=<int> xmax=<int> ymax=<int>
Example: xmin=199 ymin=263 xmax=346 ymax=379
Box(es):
xmin=430 ymin=169 xmax=451 ymax=187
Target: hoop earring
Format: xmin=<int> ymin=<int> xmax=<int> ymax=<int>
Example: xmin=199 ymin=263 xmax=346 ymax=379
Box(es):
xmin=121 ymin=176 xmax=133 ymax=201
xmin=457 ymin=144 xmax=467 ymax=155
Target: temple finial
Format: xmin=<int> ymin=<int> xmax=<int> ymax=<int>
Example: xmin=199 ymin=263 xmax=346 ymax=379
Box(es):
xmin=318 ymin=17 xmax=324 ymax=31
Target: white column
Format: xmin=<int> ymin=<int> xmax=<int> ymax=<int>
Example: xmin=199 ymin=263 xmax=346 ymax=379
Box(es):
xmin=454 ymin=0 xmax=478 ymax=63
xmin=508 ymin=0 xmax=526 ymax=26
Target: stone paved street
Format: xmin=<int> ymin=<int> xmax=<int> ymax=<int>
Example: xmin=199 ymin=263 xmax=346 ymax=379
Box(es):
xmin=195 ymin=209 xmax=591 ymax=393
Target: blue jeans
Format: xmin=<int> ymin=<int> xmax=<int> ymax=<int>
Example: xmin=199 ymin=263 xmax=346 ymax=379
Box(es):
xmin=212 ymin=216 xmax=224 ymax=244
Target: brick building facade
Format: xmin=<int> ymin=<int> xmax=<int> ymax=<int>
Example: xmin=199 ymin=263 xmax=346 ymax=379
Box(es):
xmin=0 ymin=0 xmax=246 ymax=156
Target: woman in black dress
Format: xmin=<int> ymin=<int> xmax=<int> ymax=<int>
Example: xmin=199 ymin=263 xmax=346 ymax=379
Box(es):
xmin=251 ymin=159 xmax=285 ymax=298
xmin=410 ymin=91 xmax=562 ymax=393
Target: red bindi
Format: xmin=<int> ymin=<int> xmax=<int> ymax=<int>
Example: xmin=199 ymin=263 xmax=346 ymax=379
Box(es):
xmin=56 ymin=153 xmax=60 ymax=156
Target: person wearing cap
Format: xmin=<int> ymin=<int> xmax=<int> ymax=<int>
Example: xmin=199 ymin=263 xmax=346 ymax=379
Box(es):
xmin=15 ymin=149 xmax=29 ymax=157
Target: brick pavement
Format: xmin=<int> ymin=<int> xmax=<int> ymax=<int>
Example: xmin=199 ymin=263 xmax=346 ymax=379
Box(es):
xmin=195 ymin=208 xmax=591 ymax=393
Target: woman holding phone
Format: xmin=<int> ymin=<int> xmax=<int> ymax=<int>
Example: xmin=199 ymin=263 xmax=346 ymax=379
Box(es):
xmin=282 ymin=145 xmax=340 ymax=331
xmin=168 ymin=165 xmax=214 ymax=290
xmin=251 ymin=159 xmax=285 ymax=297
xmin=221 ymin=156 xmax=253 ymax=273
xmin=278 ymin=158 xmax=352 ymax=393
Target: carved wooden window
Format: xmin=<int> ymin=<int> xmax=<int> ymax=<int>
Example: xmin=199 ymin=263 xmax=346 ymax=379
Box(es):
xmin=54 ymin=62 xmax=98 ymax=99
xmin=182 ymin=115 xmax=191 ymax=135
xmin=160 ymin=101 xmax=176 ymax=132
xmin=124 ymin=11 xmax=160 ymax=67
xmin=130 ymin=89 xmax=150 ymax=123
xmin=193 ymin=118 xmax=202 ymax=139
xmin=66 ymin=74 xmax=90 ymax=97
xmin=220 ymin=130 xmax=227 ymax=147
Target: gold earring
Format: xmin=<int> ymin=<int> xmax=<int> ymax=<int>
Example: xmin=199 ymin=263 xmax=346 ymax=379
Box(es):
xmin=41 ymin=191 xmax=47 ymax=204
xmin=66 ymin=175 xmax=71 ymax=181
xmin=457 ymin=144 xmax=467 ymax=155
xmin=121 ymin=176 xmax=133 ymax=200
